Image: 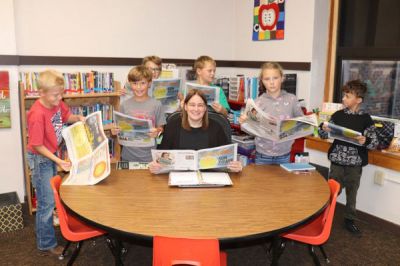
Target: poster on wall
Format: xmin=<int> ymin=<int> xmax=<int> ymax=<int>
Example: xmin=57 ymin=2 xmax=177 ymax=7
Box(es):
xmin=253 ymin=0 xmax=285 ymax=41
xmin=0 ymin=71 xmax=11 ymax=128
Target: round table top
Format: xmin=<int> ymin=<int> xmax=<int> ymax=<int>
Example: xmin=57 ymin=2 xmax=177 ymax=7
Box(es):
xmin=60 ymin=164 xmax=330 ymax=244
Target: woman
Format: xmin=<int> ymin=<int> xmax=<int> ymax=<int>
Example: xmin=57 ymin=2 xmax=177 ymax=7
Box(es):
xmin=149 ymin=89 xmax=242 ymax=173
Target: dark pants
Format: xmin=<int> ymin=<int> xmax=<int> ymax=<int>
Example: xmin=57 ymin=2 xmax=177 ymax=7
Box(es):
xmin=329 ymin=163 xmax=363 ymax=220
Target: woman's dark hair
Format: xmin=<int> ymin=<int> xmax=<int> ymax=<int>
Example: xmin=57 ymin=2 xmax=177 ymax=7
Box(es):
xmin=182 ymin=89 xmax=209 ymax=131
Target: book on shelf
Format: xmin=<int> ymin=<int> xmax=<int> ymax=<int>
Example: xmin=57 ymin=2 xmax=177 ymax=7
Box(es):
xmin=113 ymin=111 xmax=155 ymax=147
xmin=151 ymin=143 xmax=237 ymax=174
xmin=169 ymin=171 xmax=232 ymax=187
xmin=241 ymin=99 xmax=318 ymax=142
xmin=323 ymin=122 xmax=362 ymax=146
xmin=280 ymin=163 xmax=316 ymax=172
xmin=62 ymin=111 xmax=111 ymax=185
xmin=185 ymin=82 xmax=220 ymax=105
xmin=149 ymin=78 xmax=181 ymax=113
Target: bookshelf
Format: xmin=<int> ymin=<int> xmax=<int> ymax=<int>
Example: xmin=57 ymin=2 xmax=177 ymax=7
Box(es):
xmin=19 ymin=81 xmax=121 ymax=214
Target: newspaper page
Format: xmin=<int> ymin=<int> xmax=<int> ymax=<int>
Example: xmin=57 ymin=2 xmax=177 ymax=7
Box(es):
xmin=169 ymin=171 xmax=232 ymax=187
xmin=113 ymin=111 xmax=155 ymax=147
xmin=62 ymin=111 xmax=111 ymax=185
xmin=185 ymin=82 xmax=220 ymax=105
xmin=149 ymin=78 xmax=181 ymax=113
xmin=151 ymin=143 xmax=237 ymax=173
xmin=324 ymin=122 xmax=362 ymax=146
xmin=241 ymin=99 xmax=317 ymax=142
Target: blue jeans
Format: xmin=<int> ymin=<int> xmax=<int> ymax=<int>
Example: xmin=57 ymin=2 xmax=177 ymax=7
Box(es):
xmin=255 ymin=151 xmax=290 ymax=165
xmin=27 ymin=152 xmax=58 ymax=250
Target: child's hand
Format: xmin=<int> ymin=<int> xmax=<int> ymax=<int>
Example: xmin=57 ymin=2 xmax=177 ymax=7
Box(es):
xmin=148 ymin=128 xmax=159 ymax=138
xmin=356 ymin=135 xmax=366 ymax=145
xmin=211 ymin=102 xmax=224 ymax=114
xmin=238 ymin=114 xmax=248 ymax=124
xmin=77 ymin=115 xmax=85 ymax=122
xmin=148 ymin=161 xmax=162 ymax=174
xmin=322 ymin=122 xmax=331 ymax=132
xmin=111 ymin=124 xmax=120 ymax=135
xmin=227 ymin=161 xmax=243 ymax=172
xmin=58 ymin=159 xmax=72 ymax=172
xmin=120 ymin=84 xmax=128 ymax=96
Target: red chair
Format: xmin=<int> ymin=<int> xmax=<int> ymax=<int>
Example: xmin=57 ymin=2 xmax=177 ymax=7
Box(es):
xmin=276 ymin=179 xmax=340 ymax=265
xmin=50 ymin=176 xmax=123 ymax=265
xmin=153 ymin=236 xmax=227 ymax=266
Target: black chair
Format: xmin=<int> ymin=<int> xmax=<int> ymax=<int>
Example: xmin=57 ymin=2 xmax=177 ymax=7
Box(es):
xmin=166 ymin=111 xmax=232 ymax=143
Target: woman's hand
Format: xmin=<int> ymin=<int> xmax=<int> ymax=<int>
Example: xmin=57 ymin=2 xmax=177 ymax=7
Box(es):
xmin=227 ymin=160 xmax=243 ymax=172
xmin=148 ymin=161 xmax=162 ymax=174
xmin=111 ymin=124 xmax=120 ymax=136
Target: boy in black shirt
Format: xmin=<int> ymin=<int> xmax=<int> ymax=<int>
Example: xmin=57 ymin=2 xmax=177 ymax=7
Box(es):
xmin=319 ymin=80 xmax=378 ymax=236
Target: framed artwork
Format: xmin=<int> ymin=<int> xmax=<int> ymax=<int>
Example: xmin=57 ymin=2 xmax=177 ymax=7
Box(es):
xmin=0 ymin=71 xmax=11 ymax=128
xmin=253 ymin=0 xmax=285 ymax=41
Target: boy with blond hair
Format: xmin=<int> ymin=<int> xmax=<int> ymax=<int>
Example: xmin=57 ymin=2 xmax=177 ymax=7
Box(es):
xmin=26 ymin=69 xmax=84 ymax=256
xmin=112 ymin=65 xmax=166 ymax=162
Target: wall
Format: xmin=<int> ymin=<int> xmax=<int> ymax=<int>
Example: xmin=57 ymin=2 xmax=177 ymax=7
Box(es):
xmin=306 ymin=148 xmax=400 ymax=225
xmin=0 ymin=0 xmax=25 ymax=201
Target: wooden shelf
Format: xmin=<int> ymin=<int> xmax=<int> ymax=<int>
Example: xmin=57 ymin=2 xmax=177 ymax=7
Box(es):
xmin=25 ymin=92 xmax=120 ymax=100
xmin=305 ymin=136 xmax=400 ymax=171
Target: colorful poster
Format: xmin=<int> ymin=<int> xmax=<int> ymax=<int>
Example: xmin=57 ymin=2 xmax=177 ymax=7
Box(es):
xmin=253 ymin=0 xmax=285 ymax=41
xmin=0 ymin=71 xmax=11 ymax=128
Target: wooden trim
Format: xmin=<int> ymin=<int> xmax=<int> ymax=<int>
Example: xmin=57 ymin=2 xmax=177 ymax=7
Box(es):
xmin=324 ymin=0 xmax=339 ymax=102
xmin=305 ymin=136 xmax=400 ymax=171
xmin=337 ymin=47 xmax=400 ymax=59
xmin=1 ymin=54 xmax=311 ymax=71
xmin=0 ymin=55 xmax=19 ymax=65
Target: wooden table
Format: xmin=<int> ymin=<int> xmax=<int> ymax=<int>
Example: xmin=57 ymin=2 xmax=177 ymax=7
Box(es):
xmin=60 ymin=165 xmax=330 ymax=244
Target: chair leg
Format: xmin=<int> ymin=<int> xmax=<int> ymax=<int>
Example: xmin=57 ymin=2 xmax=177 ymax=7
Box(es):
xmin=106 ymin=237 xmax=125 ymax=266
xmin=319 ymin=245 xmax=330 ymax=264
xmin=60 ymin=241 xmax=71 ymax=259
xmin=308 ymin=245 xmax=321 ymax=266
xmin=271 ymin=236 xmax=285 ymax=266
xmin=67 ymin=241 xmax=83 ymax=266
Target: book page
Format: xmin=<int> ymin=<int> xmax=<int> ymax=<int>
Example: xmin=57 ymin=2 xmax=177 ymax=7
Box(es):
xmin=149 ymin=78 xmax=181 ymax=113
xmin=196 ymin=144 xmax=238 ymax=170
xmin=169 ymin=171 xmax=199 ymax=186
xmin=185 ymin=83 xmax=220 ymax=105
xmin=113 ymin=111 xmax=155 ymax=147
xmin=151 ymin=149 xmax=197 ymax=173
xmin=200 ymin=172 xmax=232 ymax=186
xmin=324 ymin=122 xmax=362 ymax=146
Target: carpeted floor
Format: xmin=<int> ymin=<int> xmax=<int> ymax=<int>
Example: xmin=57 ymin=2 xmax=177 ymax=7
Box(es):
xmin=1 ymin=203 xmax=399 ymax=266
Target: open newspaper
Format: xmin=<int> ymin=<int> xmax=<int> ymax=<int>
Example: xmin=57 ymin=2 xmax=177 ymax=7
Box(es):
xmin=149 ymin=78 xmax=181 ymax=113
xmin=241 ymin=99 xmax=318 ymax=142
xmin=62 ymin=111 xmax=110 ymax=185
xmin=151 ymin=143 xmax=237 ymax=173
xmin=323 ymin=122 xmax=362 ymax=146
xmin=169 ymin=171 xmax=232 ymax=187
xmin=113 ymin=111 xmax=155 ymax=147
xmin=185 ymin=82 xmax=220 ymax=105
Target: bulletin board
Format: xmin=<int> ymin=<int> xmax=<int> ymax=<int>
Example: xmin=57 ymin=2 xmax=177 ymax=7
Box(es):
xmin=253 ymin=0 xmax=285 ymax=41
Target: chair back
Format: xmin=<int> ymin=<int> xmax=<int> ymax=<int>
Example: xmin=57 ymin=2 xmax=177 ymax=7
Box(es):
xmin=153 ymin=236 xmax=224 ymax=266
xmin=319 ymin=179 xmax=340 ymax=242
xmin=166 ymin=111 xmax=231 ymax=143
xmin=50 ymin=176 xmax=72 ymax=238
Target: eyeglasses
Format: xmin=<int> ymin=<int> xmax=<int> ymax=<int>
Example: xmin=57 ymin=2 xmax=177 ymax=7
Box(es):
xmin=187 ymin=103 xmax=206 ymax=109
xmin=148 ymin=67 xmax=161 ymax=73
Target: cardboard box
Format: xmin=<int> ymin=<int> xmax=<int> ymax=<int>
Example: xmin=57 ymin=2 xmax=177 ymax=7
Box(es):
xmin=0 ymin=192 xmax=24 ymax=233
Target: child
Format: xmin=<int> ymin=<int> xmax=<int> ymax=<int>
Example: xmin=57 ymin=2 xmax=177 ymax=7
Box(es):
xmin=239 ymin=62 xmax=304 ymax=164
xmin=319 ymin=79 xmax=378 ymax=236
xmin=26 ymin=69 xmax=84 ymax=256
xmin=113 ymin=65 xmax=166 ymax=162
xmin=193 ymin=55 xmax=230 ymax=117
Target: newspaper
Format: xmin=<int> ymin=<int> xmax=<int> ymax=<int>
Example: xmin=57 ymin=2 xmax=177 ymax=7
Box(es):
xmin=149 ymin=78 xmax=181 ymax=113
xmin=241 ymin=99 xmax=318 ymax=142
xmin=62 ymin=111 xmax=110 ymax=185
xmin=169 ymin=171 xmax=232 ymax=187
xmin=151 ymin=143 xmax=237 ymax=173
xmin=113 ymin=111 xmax=155 ymax=147
xmin=323 ymin=122 xmax=362 ymax=146
xmin=185 ymin=82 xmax=220 ymax=105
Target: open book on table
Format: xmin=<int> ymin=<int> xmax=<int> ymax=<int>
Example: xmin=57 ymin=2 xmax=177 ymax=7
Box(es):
xmin=149 ymin=78 xmax=181 ymax=113
xmin=151 ymin=143 xmax=237 ymax=174
xmin=113 ymin=111 xmax=155 ymax=147
xmin=240 ymin=99 xmax=318 ymax=142
xmin=62 ymin=111 xmax=110 ymax=185
xmin=169 ymin=171 xmax=232 ymax=187
xmin=185 ymin=82 xmax=220 ymax=106
xmin=323 ymin=122 xmax=362 ymax=146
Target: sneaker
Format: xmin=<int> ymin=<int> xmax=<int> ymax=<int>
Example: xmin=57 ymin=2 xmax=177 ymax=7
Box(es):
xmin=344 ymin=219 xmax=362 ymax=237
xmin=38 ymin=245 xmax=66 ymax=260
